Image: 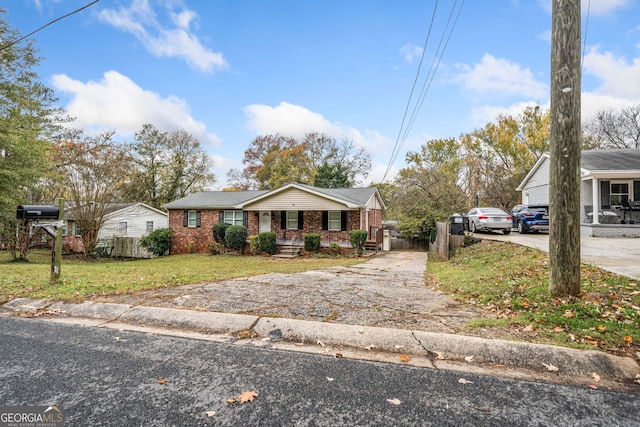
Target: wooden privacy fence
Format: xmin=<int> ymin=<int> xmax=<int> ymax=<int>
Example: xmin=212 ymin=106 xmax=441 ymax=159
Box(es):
xmin=112 ymin=237 xmax=155 ymax=258
xmin=430 ymin=222 xmax=464 ymax=260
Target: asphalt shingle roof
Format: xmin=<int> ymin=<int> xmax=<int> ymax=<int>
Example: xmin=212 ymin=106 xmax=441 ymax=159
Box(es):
xmin=162 ymin=190 xmax=268 ymax=209
xmin=582 ymin=148 xmax=640 ymax=171
xmin=161 ymin=184 xmax=382 ymax=209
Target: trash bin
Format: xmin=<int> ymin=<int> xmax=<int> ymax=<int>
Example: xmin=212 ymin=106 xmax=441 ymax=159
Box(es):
xmin=449 ymin=213 xmax=465 ymax=235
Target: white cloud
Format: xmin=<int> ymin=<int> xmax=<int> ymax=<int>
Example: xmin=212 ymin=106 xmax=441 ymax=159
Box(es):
xmin=243 ymin=102 xmax=394 ymax=154
xmin=51 ymin=70 xmax=221 ymax=148
xmin=583 ymin=48 xmax=640 ymax=99
xmin=455 ymin=54 xmax=548 ymax=99
xmin=399 ymin=43 xmax=423 ymax=64
xmin=242 ymin=102 xmax=397 ymax=184
xmin=97 ymin=0 xmax=227 ymax=73
xmin=470 ymin=101 xmax=549 ymax=127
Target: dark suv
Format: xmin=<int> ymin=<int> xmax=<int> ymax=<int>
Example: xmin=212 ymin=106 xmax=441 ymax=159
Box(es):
xmin=510 ymin=204 xmax=549 ymax=234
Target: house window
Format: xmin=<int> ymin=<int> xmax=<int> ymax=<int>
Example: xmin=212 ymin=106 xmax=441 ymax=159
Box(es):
xmin=146 ymin=221 xmax=154 ymax=233
xmin=286 ymin=211 xmax=298 ymax=229
xmin=224 ymin=210 xmax=244 ymax=226
xmin=62 ymin=221 xmax=69 ymax=236
xmin=118 ymin=222 xmax=127 ymax=236
xmin=328 ymin=211 xmax=341 ymax=231
xmin=188 ymin=210 xmax=198 ymax=227
xmin=610 ymin=182 xmax=630 ymax=206
xmin=183 ymin=210 xmax=201 ymax=227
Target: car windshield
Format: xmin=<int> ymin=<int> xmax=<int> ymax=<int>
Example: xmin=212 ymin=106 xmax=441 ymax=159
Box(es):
xmin=528 ymin=207 xmax=548 ymax=212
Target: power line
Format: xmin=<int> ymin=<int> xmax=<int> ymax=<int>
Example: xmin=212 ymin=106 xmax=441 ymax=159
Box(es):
xmin=383 ymin=1 xmax=440 ymax=183
xmin=581 ymin=0 xmax=591 ymax=71
xmin=382 ymin=0 xmax=465 ymax=183
xmin=0 ymin=0 xmax=100 ymax=51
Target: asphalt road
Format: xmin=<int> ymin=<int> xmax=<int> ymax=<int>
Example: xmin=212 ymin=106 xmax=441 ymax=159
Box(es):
xmin=1 ymin=318 xmax=638 ymax=426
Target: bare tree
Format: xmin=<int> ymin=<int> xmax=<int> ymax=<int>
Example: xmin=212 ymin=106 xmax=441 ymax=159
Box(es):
xmin=54 ymin=131 xmax=132 ymax=255
xmin=584 ymin=104 xmax=640 ymax=149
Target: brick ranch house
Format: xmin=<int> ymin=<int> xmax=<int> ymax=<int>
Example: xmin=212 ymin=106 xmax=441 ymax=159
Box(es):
xmin=161 ymin=182 xmax=385 ymax=254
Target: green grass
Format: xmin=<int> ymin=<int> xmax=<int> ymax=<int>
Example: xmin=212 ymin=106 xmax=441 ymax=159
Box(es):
xmin=0 ymin=249 xmax=364 ymax=303
xmin=427 ymin=240 xmax=640 ymax=355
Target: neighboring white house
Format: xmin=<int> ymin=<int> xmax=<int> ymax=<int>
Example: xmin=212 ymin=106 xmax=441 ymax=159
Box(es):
xmin=97 ymin=203 xmax=168 ymax=241
xmin=517 ymin=149 xmax=640 ymax=237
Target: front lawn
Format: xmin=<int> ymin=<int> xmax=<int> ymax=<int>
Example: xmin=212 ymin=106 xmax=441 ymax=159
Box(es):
xmin=0 ymin=250 xmax=364 ymax=303
xmin=426 ymin=240 xmax=640 ymax=356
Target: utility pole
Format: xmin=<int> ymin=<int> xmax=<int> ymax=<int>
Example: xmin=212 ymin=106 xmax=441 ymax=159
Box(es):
xmin=549 ymin=0 xmax=581 ymax=296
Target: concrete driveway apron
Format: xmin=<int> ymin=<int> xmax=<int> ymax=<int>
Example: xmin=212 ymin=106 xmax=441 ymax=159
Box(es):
xmin=96 ymin=251 xmax=489 ymax=333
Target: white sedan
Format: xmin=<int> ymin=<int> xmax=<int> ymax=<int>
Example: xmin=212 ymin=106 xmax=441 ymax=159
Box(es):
xmin=466 ymin=207 xmax=513 ymax=234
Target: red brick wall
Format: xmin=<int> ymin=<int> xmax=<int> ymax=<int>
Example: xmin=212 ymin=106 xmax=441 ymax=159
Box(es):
xmin=168 ymin=208 xmax=383 ymax=254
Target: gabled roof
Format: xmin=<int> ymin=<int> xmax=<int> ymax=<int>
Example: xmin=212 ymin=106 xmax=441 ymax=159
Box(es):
xmin=517 ymin=149 xmax=640 ymax=190
xmin=63 ymin=202 xmax=167 ymax=219
xmin=103 ymin=203 xmax=168 ymax=220
xmin=162 ymin=183 xmax=385 ymax=210
xmin=161 ymin=190 xmax=268 ymax=209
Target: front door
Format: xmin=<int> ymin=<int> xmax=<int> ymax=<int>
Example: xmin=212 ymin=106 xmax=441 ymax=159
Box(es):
xmin=259 ymin=211 xmax=271 ymax=233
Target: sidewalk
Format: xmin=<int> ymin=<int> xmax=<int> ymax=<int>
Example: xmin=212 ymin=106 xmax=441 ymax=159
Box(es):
xmin=479 ymin=232 xmax=640 ymax=280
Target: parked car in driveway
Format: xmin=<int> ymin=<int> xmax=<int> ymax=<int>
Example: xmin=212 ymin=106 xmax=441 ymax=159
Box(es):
xmin=466 ymin=207 xmax=512 ymax=234
xmin=510 ymin=204 xmax=549 ymax=234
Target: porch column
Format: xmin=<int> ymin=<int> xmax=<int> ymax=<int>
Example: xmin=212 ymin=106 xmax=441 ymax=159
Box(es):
xmin=365 ymin=208 xmax=370 ymax=233
xmin=591 ymin=177 xmax=599 ymax=224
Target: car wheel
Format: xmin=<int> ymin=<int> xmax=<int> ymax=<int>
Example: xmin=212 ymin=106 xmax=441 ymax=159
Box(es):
xmin=517 ymin=221 xmax=527 ymax=234
xmin=471 ymin=221 xmax=477 ymax=233
xmin=503 ymin=228 xmax=511 ymax=235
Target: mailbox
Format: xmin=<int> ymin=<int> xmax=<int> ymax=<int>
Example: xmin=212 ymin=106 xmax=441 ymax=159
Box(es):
xmin=449 ymin=213 xmax=465 ymax=236
xmin=16 ymin=205 xmax=60 ymax=220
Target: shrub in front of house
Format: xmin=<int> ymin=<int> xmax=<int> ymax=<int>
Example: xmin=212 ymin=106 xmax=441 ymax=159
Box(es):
xmin=207 ymin=241 xmax=223 ymax=255
xmin=225 ymin=225 xmax=247 ymax=252
xmin=249 ymin=235 xmax=261 ymax=255
xmin=349 ymin=230 xmax=368 ymax=257
xmin=139 ymin=228 xmax=173 ymax=257
xmin=329 ymin=242 xmax=342 ymax=256
xmin=258 ymin=232 xmax=277 ymax=255
xmin=212 ymin=222 xmax=231 ymax=246
xmin=304 ymin=233 xmax=321 ymax=252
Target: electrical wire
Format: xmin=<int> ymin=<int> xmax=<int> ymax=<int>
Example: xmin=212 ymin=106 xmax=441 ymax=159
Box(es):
xmin=382 ymin=0 xmax=464 ymax=182
xmin=581 ymin=0 xmax=590 ymax=72
xmin=0 ymin=0 xmax=100 ymax=51
xmin=383 ymin=1 xmax=440 ymax=183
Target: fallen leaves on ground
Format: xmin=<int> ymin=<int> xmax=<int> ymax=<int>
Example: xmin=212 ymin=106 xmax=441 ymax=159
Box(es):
xmin=464 ymin=355 xmax=474 ymax=363
xmin=239 ymin=391 xmax=258 ymax=403
xmin=386 ymin=398 xmax=401 ymax=405
xmin=591 ymin=372 xmax=601 ymax=382
xmin=204 ymin=410 xmax=216 ymax=417
xmin=228 ymin=391 xmax=258 ymax=404
xmin=157 ymin=378 xmax=167 ymax=385
xmin=399 ymin=354 xmax=412 ymax=363
xmin=458 ymin=378 xmax=473 ymax=384
xmin=541 ymin=362 xmax=559 ymax=372
xmin=468 ymin=404 xmax=491 ymax=412
xmin=551 ymin=326 xmax=564 ymax=333
xmin=522 ymin=324 xmax=535 ymax=332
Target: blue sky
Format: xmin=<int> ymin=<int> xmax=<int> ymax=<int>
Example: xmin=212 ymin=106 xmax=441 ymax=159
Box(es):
xmin=5 ymin=0 xmax=640 ymax=188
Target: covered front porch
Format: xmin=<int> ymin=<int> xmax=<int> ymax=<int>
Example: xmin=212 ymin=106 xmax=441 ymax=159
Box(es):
xmin=582 ymin=176 xmax=640 ymax=237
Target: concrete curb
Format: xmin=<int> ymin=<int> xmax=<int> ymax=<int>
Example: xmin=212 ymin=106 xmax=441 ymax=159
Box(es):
xmin=255 ymin=317 xmax=640 ymax=380
xmin=4 ymin=298 xmax=639 ymax=382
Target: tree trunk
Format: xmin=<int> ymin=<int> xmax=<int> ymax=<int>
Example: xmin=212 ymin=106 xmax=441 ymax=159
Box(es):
xmin=549 ymin=0 xmax=581 ymax=296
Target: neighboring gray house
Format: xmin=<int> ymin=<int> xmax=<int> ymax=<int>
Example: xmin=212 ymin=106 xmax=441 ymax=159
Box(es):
xmin=517 ymin=149 xmax=640 ymax=237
